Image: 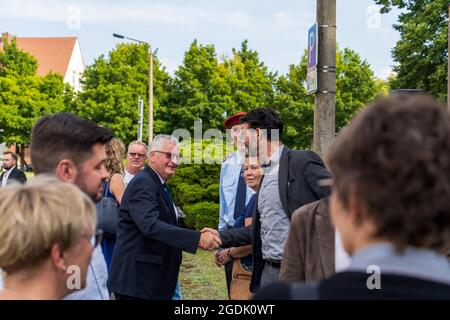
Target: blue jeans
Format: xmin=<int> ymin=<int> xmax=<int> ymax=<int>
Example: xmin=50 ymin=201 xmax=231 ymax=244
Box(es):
xmin=172 ymin=281 xmax=182 ymax=300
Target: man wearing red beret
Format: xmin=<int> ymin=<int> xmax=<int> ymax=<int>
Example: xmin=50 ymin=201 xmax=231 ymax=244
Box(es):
xmin=218 ymin=112 xmax=255 ymax=297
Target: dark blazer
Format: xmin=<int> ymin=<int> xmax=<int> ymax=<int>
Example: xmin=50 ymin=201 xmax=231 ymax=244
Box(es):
xmin=220 ymin=147 xmax=331 ymax=292
xmin=108 ymin=165 xmax=201 ymax=300
xmin=253 ymin=272 xmax=450 ymax=300
xmin=280 ymin=198 xmax=335 ymax=282
xmin=0 ymin=167 xmax=27 ymax=185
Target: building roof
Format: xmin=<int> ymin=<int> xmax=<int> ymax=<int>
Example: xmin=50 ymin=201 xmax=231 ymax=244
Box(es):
xmin=1 ymin=33 xmax=77 ymax=77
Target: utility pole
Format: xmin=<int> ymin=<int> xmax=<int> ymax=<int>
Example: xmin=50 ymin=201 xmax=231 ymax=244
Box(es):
xmin=113 ymin=33 xmax=154 ymax=144
xmin=148 ymin=46 xmax=154 ymax=143
xmin=138 ymin=97 xmax=144 ymax=141
xmin=313 ymin=0 xmax=336 ymax=158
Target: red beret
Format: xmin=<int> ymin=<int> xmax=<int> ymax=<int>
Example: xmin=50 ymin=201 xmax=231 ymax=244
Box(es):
xmin=224 ymin=112 xmax=247 ymax=128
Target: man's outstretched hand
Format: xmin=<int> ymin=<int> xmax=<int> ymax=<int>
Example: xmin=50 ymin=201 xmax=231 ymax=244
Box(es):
xmin=200 ymin=227 xmax=220 ymax=238
xmin=199 ymin=229 xmax=222 ymax=251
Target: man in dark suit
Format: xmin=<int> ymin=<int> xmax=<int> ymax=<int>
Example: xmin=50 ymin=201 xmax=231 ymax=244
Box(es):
xmin=203 ymin=108 xmax=331 ymax=293
xmin=254 ymin=94 xmax=450 ymax=300
xmin=1 ymin=151 xmax=27 ymax=186
xmin=108 ymin=134 xmax=222 ymax=300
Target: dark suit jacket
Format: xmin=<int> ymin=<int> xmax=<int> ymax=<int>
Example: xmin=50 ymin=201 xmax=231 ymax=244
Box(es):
xmin=220 ymin=147 xmax=331 ymax=292
xmin=253 ymin=272 xmax=450 ymax=300
xmin=280 ymin=198 xmax=335 ymax=282
xmin=0 ymin=167 xmax=27 ymax=185
xmin=108 ymin=165 xmax=201 ymax=300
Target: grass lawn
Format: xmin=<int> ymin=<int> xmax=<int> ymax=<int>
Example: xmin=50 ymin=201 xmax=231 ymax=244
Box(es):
xmin=179 ymin=250 xmax=228 ymax=300
xmin=25 ymin=172 xmax=35 ymax=179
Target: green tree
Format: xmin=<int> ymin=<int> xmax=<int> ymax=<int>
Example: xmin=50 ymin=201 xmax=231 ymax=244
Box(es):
xmin=169 ymin=40 xmax=232 ymax=132
xmin=169 ymin=40 xmax=275 ymax=133
xmin=223 ymin=40 xmax=275 ymax=114
xmin=274 ymin=47 xmax=386 ymax=149
xmin=335 ymin=47 xmax=384 ymax=129
xmin=374 ymin=0 xmax=448 ymax=101
xmin=273 ymin=53 xmax=314 ymax=149
xmin=73 ymin=43 xmax=172 ymax=144
xmin=0 ymin=39 xmax=72 ymax=166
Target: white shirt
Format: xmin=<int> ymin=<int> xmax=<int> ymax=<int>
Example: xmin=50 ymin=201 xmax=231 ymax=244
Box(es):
xmin=219 ymin=151 xmax=255 ymax=231
xmin=335 ymin=230 xmax=351 ymax=272
xmin=1 ymin=167 xmax=14 ymax=187
xmin=124 ymin=169 xmax=135 ymax=187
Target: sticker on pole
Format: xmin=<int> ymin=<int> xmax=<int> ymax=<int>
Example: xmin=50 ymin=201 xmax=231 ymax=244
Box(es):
xmin=307 ymin=67 xmax=318 ymax=94
xmin=307 ymin=22 xmax=318 ymax=94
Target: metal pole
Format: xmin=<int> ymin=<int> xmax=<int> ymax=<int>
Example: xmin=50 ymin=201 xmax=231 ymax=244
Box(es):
xmin=113 ymin=33 xmax=154 ymax=142
xmin=138 ymin=97 xmax=144 ymax=141
xmin=313 ymin=0 xmax=336 ymax=158
xmin=148 ymin=46 xmax=154 ymax=144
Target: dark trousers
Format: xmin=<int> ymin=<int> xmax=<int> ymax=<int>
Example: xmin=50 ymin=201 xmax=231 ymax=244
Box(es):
xmin=225 ymin=260 xmax=233 ymax=298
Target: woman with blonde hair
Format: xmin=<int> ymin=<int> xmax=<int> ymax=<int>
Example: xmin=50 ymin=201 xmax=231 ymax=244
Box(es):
xmin=101 ymin=137 xmax=126 ymax=269
xmin=0 ymin=175 xmax=99 ymax=300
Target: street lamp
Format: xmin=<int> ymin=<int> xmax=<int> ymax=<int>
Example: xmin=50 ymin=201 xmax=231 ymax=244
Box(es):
xmin=113 ymin=33 xmax=154 ymax=143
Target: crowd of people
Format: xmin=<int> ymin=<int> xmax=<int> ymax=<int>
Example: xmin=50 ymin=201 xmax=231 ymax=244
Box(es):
xmin=0 ymin=92 xmax=450 ymax=300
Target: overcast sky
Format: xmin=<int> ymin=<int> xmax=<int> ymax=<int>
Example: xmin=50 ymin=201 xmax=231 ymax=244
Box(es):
xmin=0 ymin=0 xmax=401 ymax=79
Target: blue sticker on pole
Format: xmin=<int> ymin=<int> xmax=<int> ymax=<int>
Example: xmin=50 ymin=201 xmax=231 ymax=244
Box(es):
xmin=307 ymin=23 xmax=318 ymax=70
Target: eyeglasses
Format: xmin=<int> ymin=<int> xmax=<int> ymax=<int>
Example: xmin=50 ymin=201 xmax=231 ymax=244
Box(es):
xmin=93 ymin=229 xmax=103 ymax=247
xmin=153 ymin=150 xmax=182 ymax=161
xmin=128 ymin=152 xmax=146 ymax=159
xmin=82 ymin=229 xmax=103 ymax=248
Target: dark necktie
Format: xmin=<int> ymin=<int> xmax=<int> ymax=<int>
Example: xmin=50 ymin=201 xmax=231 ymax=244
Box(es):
xmin=163 ymin=183 xmax=174 ymax=205
xmin=233 ymin=166 xmax=246 ymax=220
xmin=163 ymin=183 xmax=178 ymax=225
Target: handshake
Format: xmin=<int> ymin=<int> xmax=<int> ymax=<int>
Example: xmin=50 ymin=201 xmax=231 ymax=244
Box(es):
xmin=198 ymin=228 xmax=221 ymax=251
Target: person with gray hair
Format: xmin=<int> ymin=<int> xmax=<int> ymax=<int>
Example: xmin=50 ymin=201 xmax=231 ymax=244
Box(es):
xmin=108 ymin=135 xmax=222 ymax=300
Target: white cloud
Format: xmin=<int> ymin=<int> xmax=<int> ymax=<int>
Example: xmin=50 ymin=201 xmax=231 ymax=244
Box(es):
xmin=376 ymin=66 xmax=393 ymax=80
xmin=158 ymin=57 xmax=179 ymax=75
xmin=0 ymin=0 xmax=314 ymax=33
xmin=0 ymin=0 xmax=258 ymax=28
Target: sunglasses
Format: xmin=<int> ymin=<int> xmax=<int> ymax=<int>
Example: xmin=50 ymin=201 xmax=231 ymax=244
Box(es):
xmin=93 ymin=229 xmax=104 ymax=247
xmin=128 ymin=152 xmax=146 ymax=159
xmin=78 ymin=229 xmax=103 ymax=249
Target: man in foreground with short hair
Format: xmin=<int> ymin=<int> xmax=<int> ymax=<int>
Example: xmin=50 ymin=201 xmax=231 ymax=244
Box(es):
xmin=29 ymin=112 xmax=113 ymax=300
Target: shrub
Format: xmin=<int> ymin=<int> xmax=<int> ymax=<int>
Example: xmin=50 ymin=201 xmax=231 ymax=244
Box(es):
xmin=184 ymin=201 xmax=220 ymax=230
xmin=168 ymin=139 xmax=226 ymax=230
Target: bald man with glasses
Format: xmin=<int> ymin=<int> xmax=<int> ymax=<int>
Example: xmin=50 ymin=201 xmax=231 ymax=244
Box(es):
xmin=124 ymin=141 xmax=148 ymax=187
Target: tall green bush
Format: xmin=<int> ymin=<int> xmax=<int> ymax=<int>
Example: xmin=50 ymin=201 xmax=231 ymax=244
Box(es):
xmin=168 ymin=139 xmax=226 ymax=229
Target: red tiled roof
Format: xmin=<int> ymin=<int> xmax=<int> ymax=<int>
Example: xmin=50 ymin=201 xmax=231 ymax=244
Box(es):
xmin=1 ymin=34 xmax=76 ymax=77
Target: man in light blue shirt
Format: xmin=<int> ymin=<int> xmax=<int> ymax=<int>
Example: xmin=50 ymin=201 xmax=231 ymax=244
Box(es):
xmin=219 ymin=112 xmax=255 ymax=296
xmin=219 ymin=112 xmax=255 ymax=232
